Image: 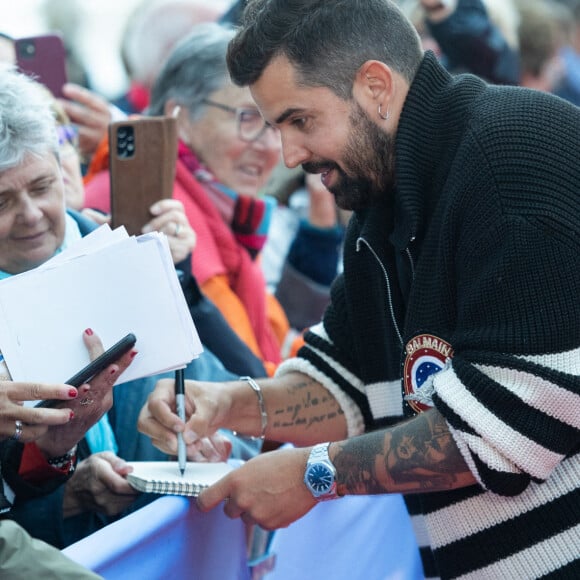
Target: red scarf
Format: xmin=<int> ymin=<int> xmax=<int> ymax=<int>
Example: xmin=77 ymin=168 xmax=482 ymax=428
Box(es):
xmin=173 ymin=146 xmax=282 ymax=364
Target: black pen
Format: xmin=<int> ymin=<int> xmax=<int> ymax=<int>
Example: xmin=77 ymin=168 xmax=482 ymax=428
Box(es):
xmin=175 ymin=368 xmax=186 ymax=476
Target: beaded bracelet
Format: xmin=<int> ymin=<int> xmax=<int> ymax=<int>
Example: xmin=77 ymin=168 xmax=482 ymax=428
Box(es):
xmin=239 ymin=376 xmax=268 ymax=440
xmin=47 ymin=445 xmax=77 ymax=474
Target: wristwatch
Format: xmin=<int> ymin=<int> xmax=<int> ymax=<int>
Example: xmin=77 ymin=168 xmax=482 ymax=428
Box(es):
xmin=304 ymin=443 xmax=339 ymax=501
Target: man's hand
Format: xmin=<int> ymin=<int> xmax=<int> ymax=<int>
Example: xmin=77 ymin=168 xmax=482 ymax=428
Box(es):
xmin=138 ymin=378 xmax=232 ymax=450
xmin=62 ymin=452 xmax=138 ymax=518
xmin=197 ymin=446 xmax=316 ymax=530
xmin=138 ymin=378 xmax=234 ymax=460
xmin=187 ymin=431 xmax=233 ymax=463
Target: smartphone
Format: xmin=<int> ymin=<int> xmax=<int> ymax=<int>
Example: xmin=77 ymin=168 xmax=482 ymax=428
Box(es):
xmin=35 ymin=332 xmax=137 ymax=408
xmin=109 ymin=116 xmax=178 ymax=236
xmin=15 ymin=34 xmax=68 ymax=99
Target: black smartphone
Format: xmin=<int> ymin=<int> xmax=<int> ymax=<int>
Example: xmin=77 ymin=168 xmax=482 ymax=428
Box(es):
xmin=35 ymin=333 xmax=137 ymax=408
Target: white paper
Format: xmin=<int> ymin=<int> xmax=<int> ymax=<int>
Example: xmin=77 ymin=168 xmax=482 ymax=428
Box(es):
xmin=0 ymin=227 xmax=202 ymax=385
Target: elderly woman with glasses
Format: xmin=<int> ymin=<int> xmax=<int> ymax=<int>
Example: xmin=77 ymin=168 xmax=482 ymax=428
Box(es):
xmin=83 ymin=22 xmax=336 ymax=372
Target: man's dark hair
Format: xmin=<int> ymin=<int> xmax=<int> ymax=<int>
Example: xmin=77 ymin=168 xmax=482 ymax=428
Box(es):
xmin=227 ymin=0 xmax=423 ymax=100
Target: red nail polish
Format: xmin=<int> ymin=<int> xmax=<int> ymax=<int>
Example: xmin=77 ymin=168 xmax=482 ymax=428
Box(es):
xmin=69 ymin=388 xmax=77 ymax=398
xmin=84 ymin=328 xmax=94 ymax=336
xmin=130 ymin=350 xmax=138 ymax=359
xmin=69 ymin=410 xmax=74 ymax=420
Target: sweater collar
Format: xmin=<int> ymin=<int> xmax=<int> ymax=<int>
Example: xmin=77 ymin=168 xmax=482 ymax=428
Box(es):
xmin=389 ymin=51 xmax=487 ymax=250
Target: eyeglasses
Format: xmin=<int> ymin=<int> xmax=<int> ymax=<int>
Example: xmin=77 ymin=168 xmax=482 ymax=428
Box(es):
xmin=202 ymin=99 xmax=279 ymax=142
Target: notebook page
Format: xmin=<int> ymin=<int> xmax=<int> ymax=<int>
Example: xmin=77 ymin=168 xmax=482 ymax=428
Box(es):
xmin=127 ymin=461 xmax=233 ymax=488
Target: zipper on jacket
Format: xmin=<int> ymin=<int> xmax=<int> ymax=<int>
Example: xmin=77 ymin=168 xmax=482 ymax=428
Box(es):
xmin=405 ymin=240 xmax=415 ymax=279
xmin=356 ymin=236 xmax=404 ymax=347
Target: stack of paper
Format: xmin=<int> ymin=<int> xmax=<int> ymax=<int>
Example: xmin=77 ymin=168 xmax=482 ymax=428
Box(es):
xmin=0 ymin=225 xmax=202 ymax=385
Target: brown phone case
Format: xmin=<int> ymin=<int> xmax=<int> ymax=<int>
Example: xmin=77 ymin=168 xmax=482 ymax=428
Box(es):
xmin=109 ymin=116 xmax=178 ymax=236
xmin=15 ymin=34 xmax=68 ymax=99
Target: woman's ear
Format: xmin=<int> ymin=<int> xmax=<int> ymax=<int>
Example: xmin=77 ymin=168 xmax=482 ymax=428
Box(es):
xmin=165 ymin=100 xmax=191 ymax=143
xmin=164 ymin=99 xmax=181 ymax=119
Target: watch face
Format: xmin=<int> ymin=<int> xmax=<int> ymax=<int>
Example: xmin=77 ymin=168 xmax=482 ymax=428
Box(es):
xmin=306 ymin=463 xmax=334 ymax=495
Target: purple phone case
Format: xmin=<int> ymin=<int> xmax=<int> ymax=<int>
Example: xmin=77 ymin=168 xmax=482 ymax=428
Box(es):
xmin=15 ymin=34 xmax=68 ymax=99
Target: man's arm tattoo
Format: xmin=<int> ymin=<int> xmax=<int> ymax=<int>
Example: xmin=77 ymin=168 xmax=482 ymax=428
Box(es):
xmin=333 ymin=409 xmax=476 ymax=495
xmin=270 ymin=376 xmax=343 ymax=430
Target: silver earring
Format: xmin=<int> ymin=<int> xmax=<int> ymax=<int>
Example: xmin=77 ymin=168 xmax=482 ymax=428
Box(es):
xmin=378 ymin=103 xmax=389 ymax=120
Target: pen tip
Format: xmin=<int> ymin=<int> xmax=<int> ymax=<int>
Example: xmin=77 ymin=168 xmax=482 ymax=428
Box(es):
xmin=180 ymin=468 xmax=185 ymax=476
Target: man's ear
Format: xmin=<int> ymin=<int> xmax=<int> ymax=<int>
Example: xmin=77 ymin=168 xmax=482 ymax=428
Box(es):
xmin=352 ymin=60 xmax=395 ymax=115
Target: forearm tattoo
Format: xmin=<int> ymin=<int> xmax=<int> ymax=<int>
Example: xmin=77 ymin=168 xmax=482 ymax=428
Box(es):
xmin=333 ymin=409 xmax=473 ymax=494
xmin=271 ymin=375 xmax=343 ymax=431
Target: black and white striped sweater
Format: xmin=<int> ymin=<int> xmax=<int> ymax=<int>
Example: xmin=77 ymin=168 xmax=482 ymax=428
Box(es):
xmin=277 ymin=52 xmax=580 ymax=579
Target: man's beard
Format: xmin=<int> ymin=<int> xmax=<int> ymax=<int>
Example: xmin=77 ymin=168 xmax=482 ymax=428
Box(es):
xmin=303 ymin=102 xmax=396 ymax=211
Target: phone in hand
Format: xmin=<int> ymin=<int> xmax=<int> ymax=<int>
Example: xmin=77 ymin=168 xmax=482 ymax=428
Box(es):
xmin=109 ymin=116 xmax=178 ymax=236
xmin=15 ymin=34 xmax=68 ymax=99
xmin=35 ymin=333 xmax=137 ymax=408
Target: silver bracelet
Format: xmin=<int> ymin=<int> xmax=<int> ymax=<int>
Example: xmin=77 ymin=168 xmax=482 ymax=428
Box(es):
xmin=239 ymin=376 xmax=268 ymax=440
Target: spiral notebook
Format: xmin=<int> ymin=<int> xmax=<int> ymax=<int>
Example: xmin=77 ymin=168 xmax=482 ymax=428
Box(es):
xmin=126 ymin=461 xmax=233 ymax=497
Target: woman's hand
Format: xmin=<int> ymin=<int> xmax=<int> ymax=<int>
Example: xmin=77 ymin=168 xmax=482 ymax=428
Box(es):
xmin=34 ymin=329 xmax=136 ymax=459
xmin=81 ymin=199 xmax=196 ymax=265
xmin=306 ymin=173 xmax=338 ymax=228
xmin=62 ymin=452 xmax=138 ymax=518
xmin=0 ymin=381 xmax=79 ymax=443
xmin=142 ymin=199 xmax=196 ymax=264
xmin=59 ymin=83 xmax=112 ymax=162
xmin=80 ymin=208 xmax=110 ymax=226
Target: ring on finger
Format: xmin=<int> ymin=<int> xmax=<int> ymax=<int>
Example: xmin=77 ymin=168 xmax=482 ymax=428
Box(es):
xmin=174 ymin=222 xmax=181 ymax=237
xmin=11 ymin=420 xmax=23 ymax=441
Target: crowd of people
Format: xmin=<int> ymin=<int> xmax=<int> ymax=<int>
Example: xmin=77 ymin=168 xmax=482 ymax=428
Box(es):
xmin=0 ymin=0 xmax=578 ymax=578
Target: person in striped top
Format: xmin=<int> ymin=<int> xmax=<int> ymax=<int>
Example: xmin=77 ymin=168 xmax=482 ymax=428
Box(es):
xmin=139 ymin=1 xmax=580 ymax=577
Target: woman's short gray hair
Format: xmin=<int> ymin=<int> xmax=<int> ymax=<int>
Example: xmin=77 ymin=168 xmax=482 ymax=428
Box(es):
xmin=0 ymin=65 xmax=59 ymax=172
xmin=147 ymin=22 xmax=235 ymax=120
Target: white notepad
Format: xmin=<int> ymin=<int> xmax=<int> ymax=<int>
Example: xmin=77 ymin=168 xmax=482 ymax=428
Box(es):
xmin=126 ymin=461 xmax=233 ymax=497
xmin=0 ymin=225 xmax=203 ymax=385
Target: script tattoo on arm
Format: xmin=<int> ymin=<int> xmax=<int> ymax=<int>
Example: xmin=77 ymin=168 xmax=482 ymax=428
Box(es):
xmin=271 ymin=374 xmax=344 ymax=431
xmin=333 ymin=409 xmax=476 ymax=495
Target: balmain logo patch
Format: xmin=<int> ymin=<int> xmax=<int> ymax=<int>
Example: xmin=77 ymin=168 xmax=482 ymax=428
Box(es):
xmin=403 ymin=333 xmax=454 ymax=414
